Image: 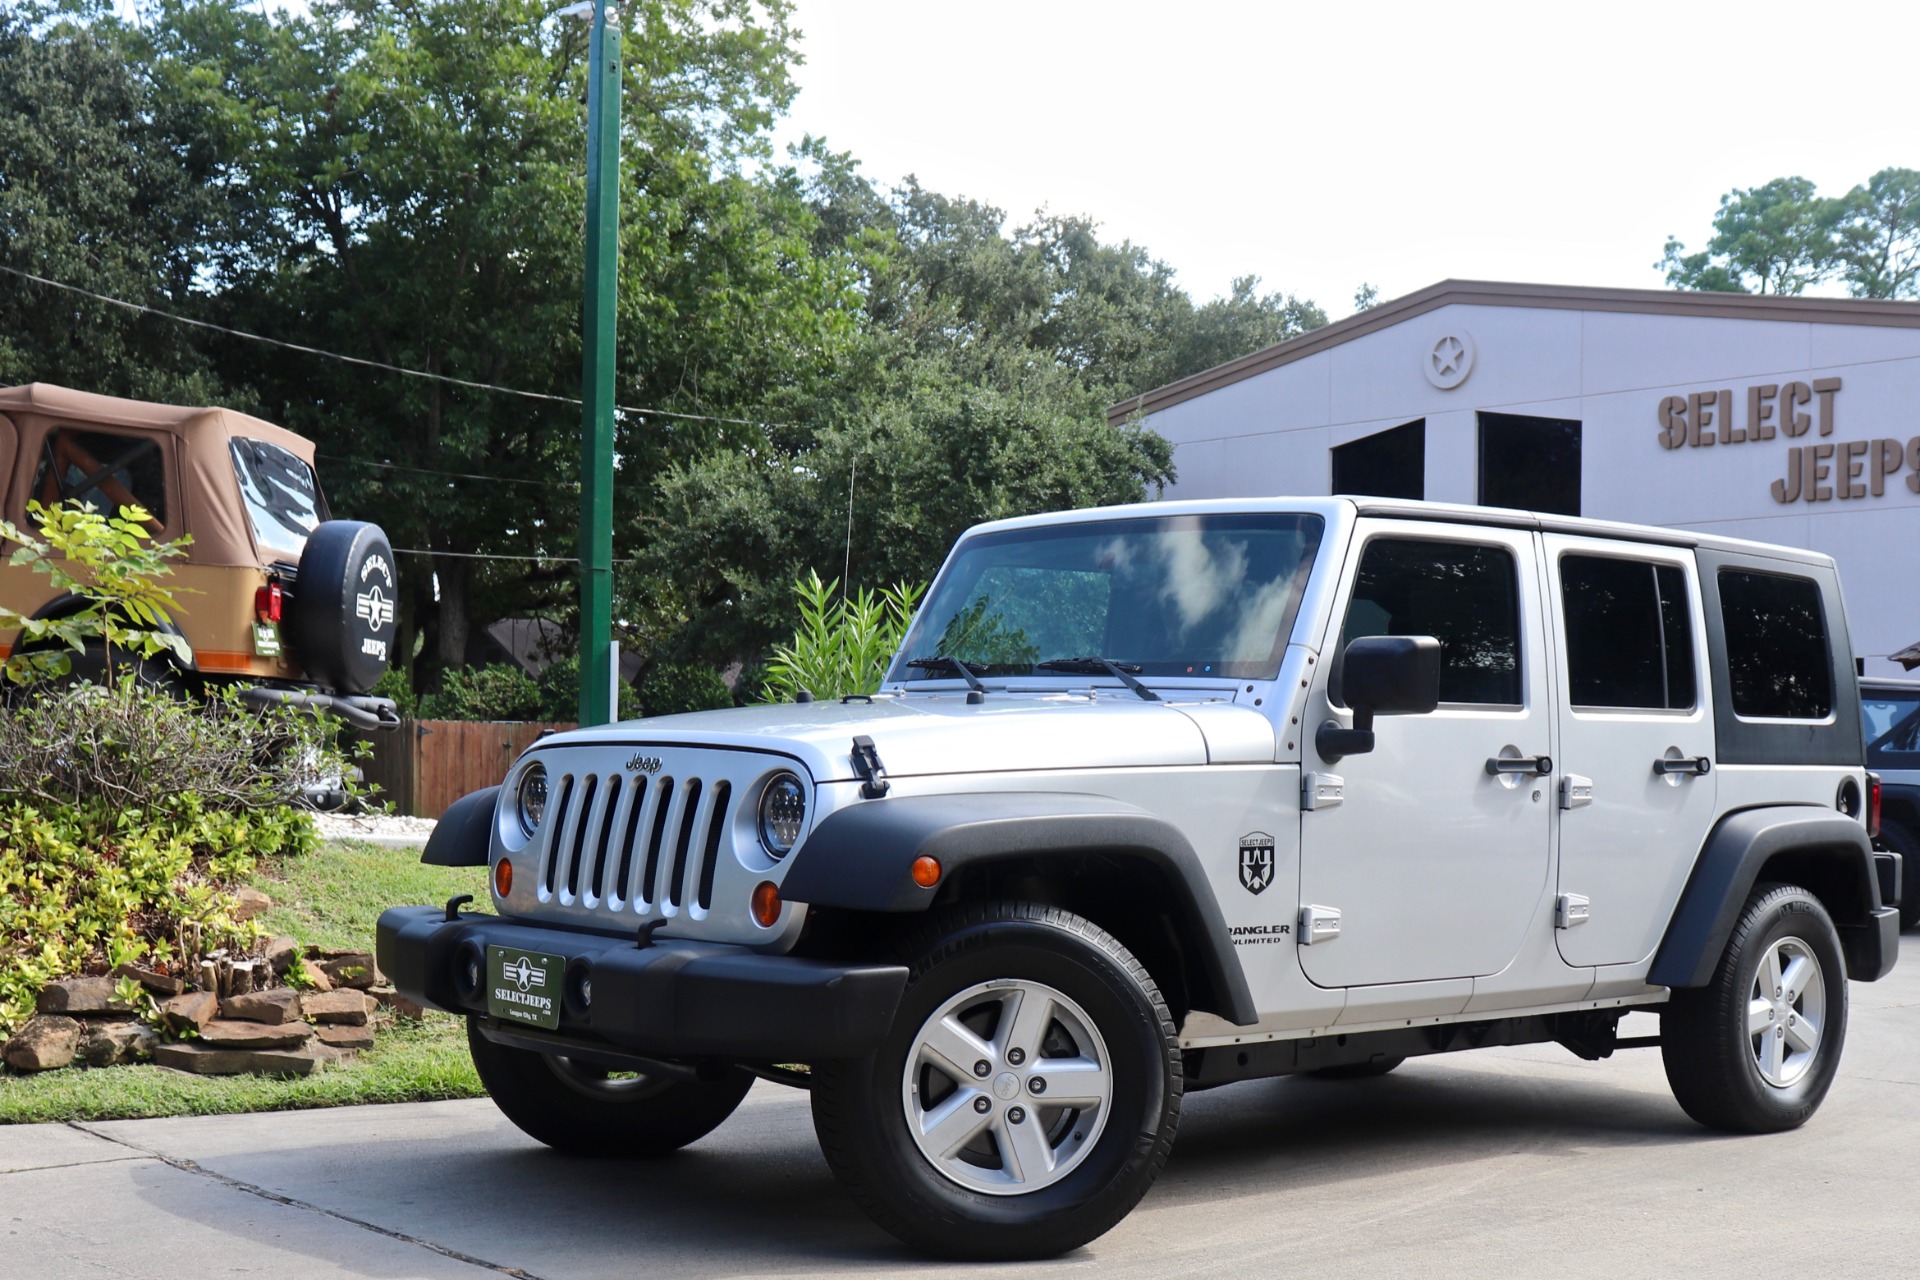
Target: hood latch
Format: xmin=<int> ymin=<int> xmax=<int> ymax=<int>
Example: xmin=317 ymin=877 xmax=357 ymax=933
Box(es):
xmin=850 ymin=735 xmax=890 ymax=799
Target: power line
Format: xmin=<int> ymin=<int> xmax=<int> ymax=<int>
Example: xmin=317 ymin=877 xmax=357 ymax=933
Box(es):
xmin=0 ymin=263 xmax=795 ymax=430
xmin=392 ymin=547 xmax=638 ymax=565
xmin=319 ymin=453 xmax=569 ymax=490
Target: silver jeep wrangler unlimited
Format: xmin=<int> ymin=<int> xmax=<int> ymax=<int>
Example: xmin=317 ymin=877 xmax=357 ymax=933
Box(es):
xmin=379 ymin=497 xmax=1901 ymax=1259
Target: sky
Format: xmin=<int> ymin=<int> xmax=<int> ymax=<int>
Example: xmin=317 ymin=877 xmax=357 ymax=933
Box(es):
xmin=773 ymin=0 xmax=1920 ymax=319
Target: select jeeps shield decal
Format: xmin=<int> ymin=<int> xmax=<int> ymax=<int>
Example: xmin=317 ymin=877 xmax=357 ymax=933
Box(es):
xmin=1239 ymin=832 xmax=1275 ymax=895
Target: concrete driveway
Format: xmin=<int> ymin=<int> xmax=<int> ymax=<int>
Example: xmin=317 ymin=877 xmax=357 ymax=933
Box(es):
xmin=6 ymin=936 xmax=1918 ymax=1279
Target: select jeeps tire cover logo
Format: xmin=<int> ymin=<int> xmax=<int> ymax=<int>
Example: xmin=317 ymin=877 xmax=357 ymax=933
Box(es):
xmin=354 ymin=553 xmax=396 ymax=644
xmin=1239 ymin=832 xmax=1275 ymax=895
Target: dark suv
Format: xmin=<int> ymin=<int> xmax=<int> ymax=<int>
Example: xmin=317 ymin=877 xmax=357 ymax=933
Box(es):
xmin=1863 ymin=678 xmax=1920 ymax=928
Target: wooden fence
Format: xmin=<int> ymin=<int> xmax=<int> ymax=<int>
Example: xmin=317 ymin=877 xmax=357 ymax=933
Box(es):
xmin=360 ymin=719 xmax=575 ymax=819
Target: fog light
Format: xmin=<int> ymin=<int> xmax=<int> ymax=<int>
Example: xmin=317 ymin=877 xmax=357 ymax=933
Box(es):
xmin=494 ymin=858 xmax=513 ymax=898
xmin=751 ymin=881 xmax=781 ymax=928
xmin=580 ymin=977 xmax=592 ymax=1007
xmin=912 ymin=855 xmax=941 ymax=888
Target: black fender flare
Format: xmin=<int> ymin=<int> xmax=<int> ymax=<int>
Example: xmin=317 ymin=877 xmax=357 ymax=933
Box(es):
xmin=1649 ymin=806 xmax=1888 ymax=988
xmin=780 ymin=791 xmax=1258 ymax=1026
xmin=422 ymin=786 xmax=499 ymax=867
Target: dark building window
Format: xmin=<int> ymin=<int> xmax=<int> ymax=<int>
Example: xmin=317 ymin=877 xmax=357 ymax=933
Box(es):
xmin=1559 ymin=556 xmax=1695 ymax=710
xmin=1331 ymin=419 xmax=1424 ymax=500
xmin=1478 ymin=412 xmax=1581 ymax=516
xmin=1717 ymin=570 xmax=1832 ymax=720
xmin=1336 ymin=538 xmax=1520 ymax=706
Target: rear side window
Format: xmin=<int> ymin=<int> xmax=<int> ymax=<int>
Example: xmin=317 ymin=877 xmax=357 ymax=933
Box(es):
xmin=1862 ymin=688 xmax=1920 ymax=767
xmin=231 ymin=438 xmax=328 ymax=555
xmin=33 ymin=428 xmax=167 ymax=524
xmin=1560 ymin=556 xmax=1695 ymax=710
xmin=1717 ymin=570 xmax=1832 ymax=719
xmin=1338 ymin=539 xmax=1521 ymax=706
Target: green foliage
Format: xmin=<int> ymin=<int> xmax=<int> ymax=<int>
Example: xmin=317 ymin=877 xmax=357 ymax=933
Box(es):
xmin=366 ymin=666 xmax=418 ymax=719
xmin=0 ymin=798 xmax=316 ymax=1035
xmin=0 ymin=501 xmax=193 ymax=684
xmin=533 ymin=656 xmax=642 ymax=722
xmin=639 ymin=661 xmax=732 ymax=718
xmin=417 ymin=663 xmax=542 ymax=722
xmin=762 ymin=571 xmax=923 ymax=703
xmin=1660 ymin=168 xmax=1920 ymax=300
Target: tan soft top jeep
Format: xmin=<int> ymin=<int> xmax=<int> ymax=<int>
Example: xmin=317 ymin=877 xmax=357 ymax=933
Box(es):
xmin=0 ymin=382 xmax=398 ymax=729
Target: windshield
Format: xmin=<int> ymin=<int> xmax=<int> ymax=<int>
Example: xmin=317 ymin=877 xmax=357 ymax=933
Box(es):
xmin=1862 ymin=686 xmax=1920 ymax=767
xmin=231 ymin=438 xmax=328 ymax=555
xmin=889 ymin=512 xmax=1325 ymax=682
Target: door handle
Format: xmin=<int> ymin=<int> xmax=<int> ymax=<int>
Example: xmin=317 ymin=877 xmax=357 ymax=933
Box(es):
xmin=1653 ymin=756 xmax=1712 ymax=776
xmin=1485 ymin=755 xmax=1553 ymax=776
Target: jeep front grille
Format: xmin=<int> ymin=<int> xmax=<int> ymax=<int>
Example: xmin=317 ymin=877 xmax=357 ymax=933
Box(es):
xmin=537 ymin=771 xmax=734 ymax=914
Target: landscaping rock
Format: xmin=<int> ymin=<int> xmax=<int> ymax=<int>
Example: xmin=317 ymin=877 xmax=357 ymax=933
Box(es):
xmin=36 ymin=975 xmax=133 ymax=1016
xmin=317 ymin=951 xmax=381 ymax=990
xmin=79 ymin=1020 xmax=160 ymax=1067
xmin=222 ymin=988 xmax=302 ymax=1025
xmin=196 ymin=1019 xmax=314 ymax=1050
xmin=161 ymin=990 xmax=219 ymax=1033
xmin=300 ymin=991 xmax=371 ymax=1026
xmin=296 ymin=958 xmax=334 ymax=993
xmin=152 ymin=1042 xmax=329 ymax=1077
xmin=3 ymin=1015 xmax=83 ymax=1071
xmin=231 ymin=887 xmax=274 ymax=922
xmin=369 ymin=985 xmax=427 ymax=1019
xmin=263 ymin=936 xmax=299 ymax=974
xmin=312 ymin=1022 xmax=374 ymax=1051
xmin=113 ymin=963 xmax=186 ymax=996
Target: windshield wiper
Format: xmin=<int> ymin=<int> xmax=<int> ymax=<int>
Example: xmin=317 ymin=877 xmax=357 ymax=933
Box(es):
xmin=1035 ymin=657 xmax=1160 ymax=702
xmin=904 ymin=655 xmax=989 ymax=698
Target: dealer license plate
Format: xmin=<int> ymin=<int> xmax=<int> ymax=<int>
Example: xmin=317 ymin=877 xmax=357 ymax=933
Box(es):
xmin=486 ymin=946 xmax=563 ymax=1030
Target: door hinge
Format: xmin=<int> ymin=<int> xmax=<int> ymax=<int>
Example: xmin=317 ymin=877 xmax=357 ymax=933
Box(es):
xmin=1559 ymin=774 xmax=1593 ymax=810
xmin=1299 ymin=904 xmax=1342 ymax=945
xmin=1556 ymin=893 xmax=1591 ymax=929
xmin=1301 ymin=772 xmax=1344 ymax=811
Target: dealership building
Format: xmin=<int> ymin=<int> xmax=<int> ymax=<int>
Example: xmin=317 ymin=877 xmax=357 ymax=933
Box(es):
xmin=1111 ymin=280 xmax=1920 ymax=676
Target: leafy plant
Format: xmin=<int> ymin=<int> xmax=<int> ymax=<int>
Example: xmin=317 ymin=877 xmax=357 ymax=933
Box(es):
xmin=761 ymin=571 xmax=925 ymax=703
xmin=0 ymin=500 xmax=192 ymax=684
xmin=533 ymin=655 xmax=642 ymax=722
xmin=417 ymin=663 xmax=542 ymax=722
xmin=639 ymin=661 xmax=732 ymax=718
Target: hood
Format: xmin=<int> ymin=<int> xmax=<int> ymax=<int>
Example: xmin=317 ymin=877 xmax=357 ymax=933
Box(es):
xmin=532 ymin=692 xmax=1277 ymax=782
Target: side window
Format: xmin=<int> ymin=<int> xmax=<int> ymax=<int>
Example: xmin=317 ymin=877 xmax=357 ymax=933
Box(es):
xmin=1560 ymin=555 xmax=1696 ymax=710
xmin=1718 ymin=570 xmax=1832 ymax=720
xmin=32 ymin=428 xmax=167 ymax=525
xmin=1338 ymin=538 xmax=1521 ymax=706
xmin=1862 ymin=691 xmax=1920 ymax=767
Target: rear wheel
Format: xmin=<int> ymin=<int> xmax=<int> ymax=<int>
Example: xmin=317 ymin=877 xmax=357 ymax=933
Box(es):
xmin=1660 ymin=883 xmax=1848 ymax=1133
xmin=810 ymin=901 xmax=1180 ymax=1260
xmin=466 ymin=1019 xmax=752 ymax=1156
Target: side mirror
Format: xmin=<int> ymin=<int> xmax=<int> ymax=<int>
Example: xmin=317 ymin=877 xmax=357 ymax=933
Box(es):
xmin=1316 ymin=635 xmax=1441 ymax=761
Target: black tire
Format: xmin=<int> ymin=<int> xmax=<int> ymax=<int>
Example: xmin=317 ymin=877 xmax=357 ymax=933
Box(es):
xmin=1876 ymin=821 xmax=1920 ymax=931
xmin=58 ymin=639 xmax=187 ymax=695
xmin=810 ymin=901 xmax=1180 ymax=1261
xmin=288 ymin=520 xmax=395 ymax=694
xmin=1306 ymin=1055 xmax=1405 ymax=1080
xmin=466 ymin=1019 xmax=753 ymax=1156
xmin=1660 ymin=882 xmax=1848 ymax=1133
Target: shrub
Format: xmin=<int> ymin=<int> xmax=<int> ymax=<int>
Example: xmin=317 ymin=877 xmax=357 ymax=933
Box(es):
xmin=640 ymin=661 xmax=731 ymax=718
xmin=762 ymin=571 xmax=925 ymax=703
xmin=417 ymin=663 xmax=542 ymax=721
xmin=534 ymin=655 xmax=641 ymax=722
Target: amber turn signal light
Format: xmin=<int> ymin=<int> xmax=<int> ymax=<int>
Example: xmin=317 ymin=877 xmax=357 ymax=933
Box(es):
xmin=751 ymin=881 xmax=781 ymax=928
xmin=494 ymin=858 xmax=513 ymax=898
xmin=911 ymin=855 xmax=941 ymax=888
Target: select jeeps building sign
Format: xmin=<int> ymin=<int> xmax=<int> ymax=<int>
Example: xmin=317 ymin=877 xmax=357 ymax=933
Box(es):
xmin=1656 ymin=376 xmax=1920 ymax=503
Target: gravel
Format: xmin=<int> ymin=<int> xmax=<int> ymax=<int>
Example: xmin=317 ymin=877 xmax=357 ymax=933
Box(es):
xmin=312 ymin=812 xmax=438 ymax=846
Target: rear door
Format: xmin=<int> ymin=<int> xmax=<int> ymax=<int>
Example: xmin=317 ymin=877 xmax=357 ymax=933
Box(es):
xmin=1545 ymin=537 xmax=1717 ymax=967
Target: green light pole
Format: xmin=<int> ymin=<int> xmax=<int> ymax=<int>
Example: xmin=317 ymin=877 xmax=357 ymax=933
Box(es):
xmin=575 ymin=0 xmax=620 ymax=725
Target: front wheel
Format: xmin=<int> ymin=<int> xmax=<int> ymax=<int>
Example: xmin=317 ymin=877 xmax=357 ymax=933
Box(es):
xmin=810 ymin=902 xmax=1181 ymax=1260
xmin=466 ymin=1019 xmax=753 ymax=1156
xmin=1660 ymin=882 xmax=1848 ymax=1133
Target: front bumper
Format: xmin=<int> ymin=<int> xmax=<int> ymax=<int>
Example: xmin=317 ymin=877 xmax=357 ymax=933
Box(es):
xmin=376 ymin=906 xmax=908 ymax=1060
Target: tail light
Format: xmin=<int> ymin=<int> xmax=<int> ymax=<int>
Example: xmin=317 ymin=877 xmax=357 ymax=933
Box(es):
xmin=254 ymin=581 xmax=283 ymax=624
xmin=1867 ymin=772 xmax=1882 ymax=839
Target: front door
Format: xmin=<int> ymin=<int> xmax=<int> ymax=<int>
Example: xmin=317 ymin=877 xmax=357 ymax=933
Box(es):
xmin=1544 ymin=536 xmax=1717 ymax=967
xmin=1298 ymin=522 xmax=1553 ymax=988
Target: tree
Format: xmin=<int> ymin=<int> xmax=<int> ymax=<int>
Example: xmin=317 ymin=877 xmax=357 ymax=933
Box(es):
xmin=1831 ymin=167 xmax=1920 ymax=300
xmin=1658 ymin=177 xmax=1837 ymax=295
xmin=0 ymin=2 xmax=232 ymax=401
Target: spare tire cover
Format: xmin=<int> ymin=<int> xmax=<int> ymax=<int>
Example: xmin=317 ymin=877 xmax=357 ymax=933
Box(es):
xmin=289 ymin=521 xmax=397 ymax=694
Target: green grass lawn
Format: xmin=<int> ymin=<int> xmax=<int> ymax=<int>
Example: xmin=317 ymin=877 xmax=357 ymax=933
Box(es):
xmin=0 ymin=840 xmax=489 ymax=1125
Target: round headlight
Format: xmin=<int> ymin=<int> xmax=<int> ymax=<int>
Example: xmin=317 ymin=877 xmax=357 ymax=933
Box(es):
xmin=515 ymin=763 xmax=549 ymax=836
xmin=758 ymin=772 xmax=807 ymax=857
